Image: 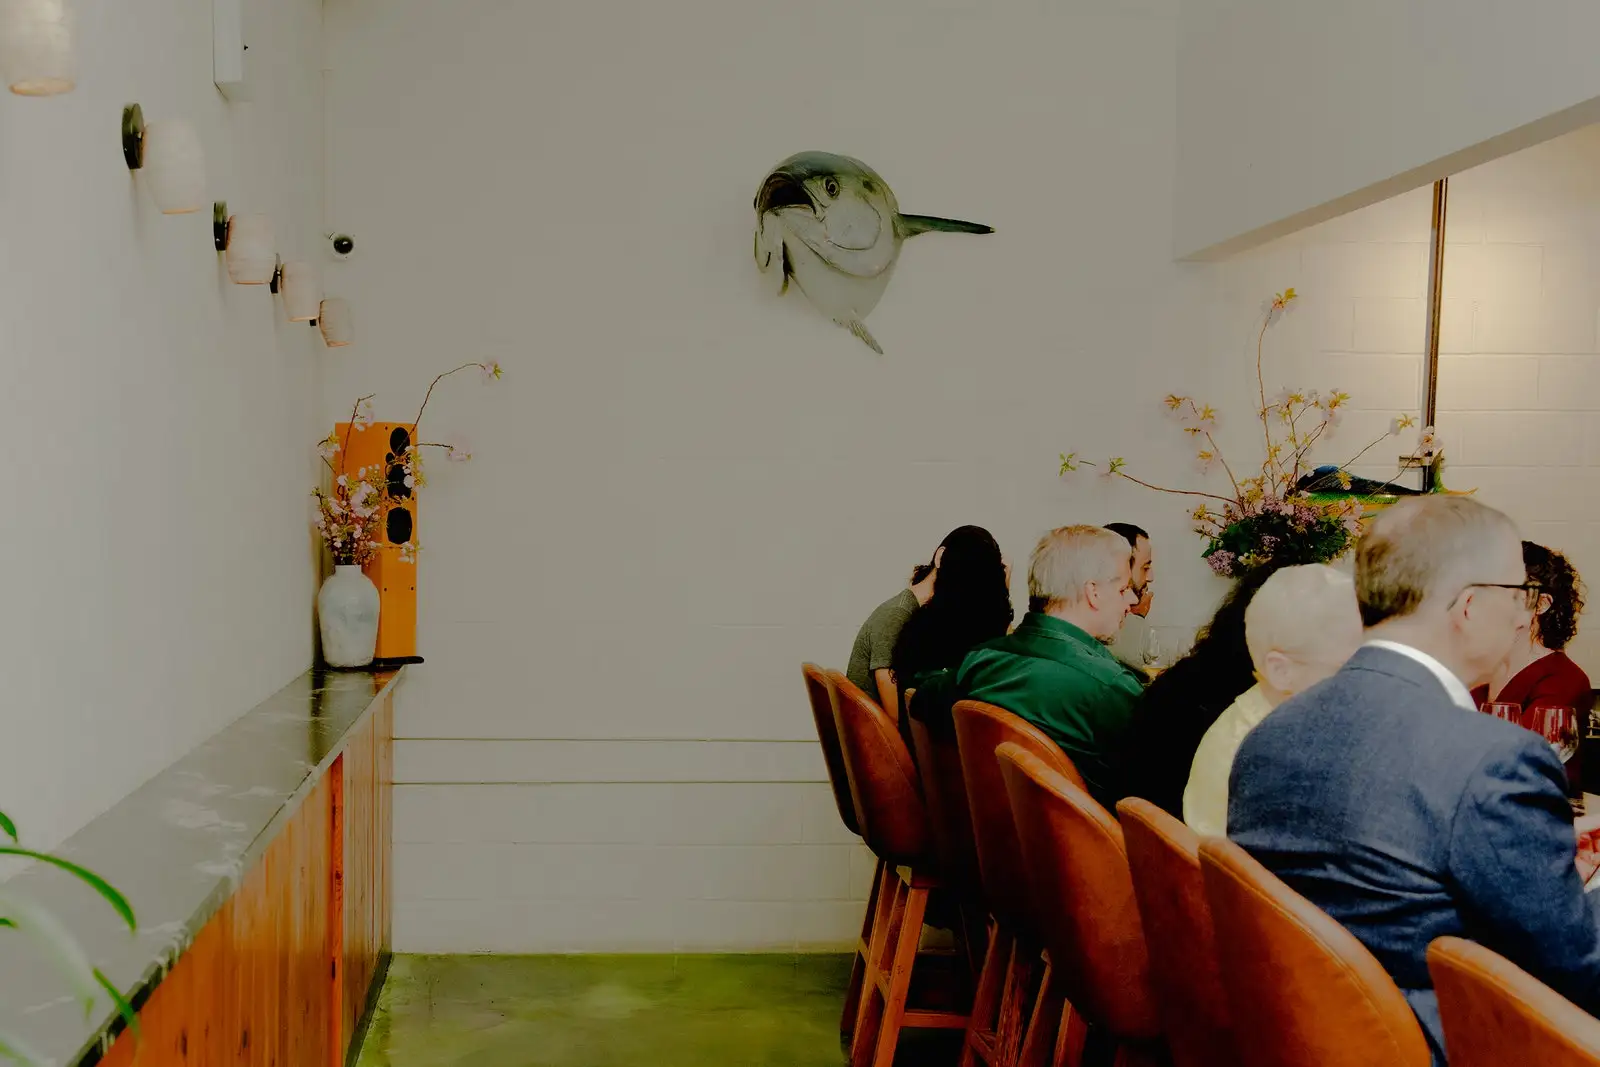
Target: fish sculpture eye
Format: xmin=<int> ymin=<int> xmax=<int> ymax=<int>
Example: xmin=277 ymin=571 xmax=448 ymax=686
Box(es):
xmin=822 ymin=177 xmax=840 ymax=199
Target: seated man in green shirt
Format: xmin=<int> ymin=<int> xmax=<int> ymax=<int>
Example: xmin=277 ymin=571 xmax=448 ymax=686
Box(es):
xmin=950 ymin=524 xmax=1144 ymax=808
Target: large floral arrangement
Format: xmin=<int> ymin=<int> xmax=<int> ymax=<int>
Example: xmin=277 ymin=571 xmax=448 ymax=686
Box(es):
xmin=1060 ymin=289 xmax=1435 ymax=578
xmin=313 ymin=360 xmax=501 ymax=566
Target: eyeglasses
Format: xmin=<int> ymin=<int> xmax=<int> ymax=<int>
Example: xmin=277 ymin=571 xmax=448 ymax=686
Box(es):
xmin=1461 ymin=581 xmax=1544 ymax=608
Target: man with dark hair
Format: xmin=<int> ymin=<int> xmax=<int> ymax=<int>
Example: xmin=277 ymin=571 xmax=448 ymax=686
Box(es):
xmin=1229 ymin=496 xmax=1600 ymax=1065
xmin=1105 ymin=523 xmax=1154 ymax=670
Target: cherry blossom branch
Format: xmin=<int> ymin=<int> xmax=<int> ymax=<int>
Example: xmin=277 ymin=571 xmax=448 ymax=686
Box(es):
xmin=1178 ymin=398 xmax=1243 ymax=499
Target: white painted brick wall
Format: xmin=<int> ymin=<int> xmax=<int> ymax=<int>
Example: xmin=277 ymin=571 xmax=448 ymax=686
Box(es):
xmin=328 ymin=0 xmax=1600 ymax=954
xmin=1238 ymin=125 xmax=1600 ymax=670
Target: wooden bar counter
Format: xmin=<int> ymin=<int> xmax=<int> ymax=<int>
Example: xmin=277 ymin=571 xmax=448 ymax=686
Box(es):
xmin=0 ymin=668 xmax=400 ymax=1066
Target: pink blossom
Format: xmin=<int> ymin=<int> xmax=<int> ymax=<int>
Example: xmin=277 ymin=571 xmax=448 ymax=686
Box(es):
xmin=480 ymin=360 xmax=503 ymax=384
xmin=1207 ymin=550 xmax=1237 ymax=576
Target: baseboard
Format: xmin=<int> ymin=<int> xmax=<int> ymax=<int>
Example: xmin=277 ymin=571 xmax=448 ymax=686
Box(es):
xmin=344 ymin=950 xmax=394 ymax=1067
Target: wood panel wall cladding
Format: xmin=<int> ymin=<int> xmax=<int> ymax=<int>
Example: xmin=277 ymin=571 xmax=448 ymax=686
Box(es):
xmin=99 ymin=696 xmax=393 ymax=1067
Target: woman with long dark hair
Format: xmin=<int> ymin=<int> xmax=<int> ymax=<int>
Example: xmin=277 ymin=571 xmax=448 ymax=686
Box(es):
xmin=1122 ymin=562 xmax=1283 ymax=816
xmin=890 ymin=526 xmax=1014 ymax=693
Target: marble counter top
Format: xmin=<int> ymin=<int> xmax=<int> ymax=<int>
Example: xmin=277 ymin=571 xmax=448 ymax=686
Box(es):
xmin=0 ymin=667 xmax=403 ymax=1066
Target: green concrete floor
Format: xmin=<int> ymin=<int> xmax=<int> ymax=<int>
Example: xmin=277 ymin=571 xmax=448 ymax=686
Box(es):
xmin=353 ymin=954 xmax=962 ymax=1067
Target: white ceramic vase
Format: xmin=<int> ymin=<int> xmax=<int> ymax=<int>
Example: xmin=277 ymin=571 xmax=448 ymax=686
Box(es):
xmin=318 ymin=565 xmax=379 ymax=668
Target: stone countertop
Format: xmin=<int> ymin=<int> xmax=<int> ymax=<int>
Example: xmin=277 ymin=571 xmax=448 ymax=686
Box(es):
xmin=0 ymin=667 xmax=403 ymax=1067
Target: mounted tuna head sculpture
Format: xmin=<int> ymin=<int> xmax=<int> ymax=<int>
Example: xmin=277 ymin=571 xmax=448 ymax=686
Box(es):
xmin=752 ymin=151 xmax=993 ymax=354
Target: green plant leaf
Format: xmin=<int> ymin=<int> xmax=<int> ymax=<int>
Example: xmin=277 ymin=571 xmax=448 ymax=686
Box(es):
xmin=0 ymin=849 xmax=135 ymax=931
xmin=94 ymin=968 xmax=139 ymax=1040
xmin=0 ymin=812 xmax=16 ymax=843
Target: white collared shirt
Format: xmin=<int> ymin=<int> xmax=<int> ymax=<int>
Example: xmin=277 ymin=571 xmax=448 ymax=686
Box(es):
xmin=1364 ymin=639 xmax=1477 ymax=711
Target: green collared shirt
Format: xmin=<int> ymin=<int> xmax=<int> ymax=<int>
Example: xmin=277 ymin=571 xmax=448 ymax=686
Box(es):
xmin=955 ymin=612 xmax=1145 ymax=808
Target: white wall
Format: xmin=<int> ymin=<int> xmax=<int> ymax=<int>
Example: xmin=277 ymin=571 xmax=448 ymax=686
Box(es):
xmin=1190 ymin=124 xmax=1600 ymax=670
xmin=1175 ymin=0 xmax=1600 ymax=259
xmin=324 ymin=0 xmax=1600 ymax=954
xmin=325 ymin=0 xmax=1213 ymax=953
xmin=0 ymin=0 xmax=327 ymax=850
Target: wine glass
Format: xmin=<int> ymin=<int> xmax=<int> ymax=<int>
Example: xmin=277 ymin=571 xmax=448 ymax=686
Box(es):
xmin=1140 ymin=629 xmax=1164 ymax=671
xmin=1482 ymin=701 xmax=1522 ymax=724
xmin=1535 ymin=705 xmax=1580 ymax=765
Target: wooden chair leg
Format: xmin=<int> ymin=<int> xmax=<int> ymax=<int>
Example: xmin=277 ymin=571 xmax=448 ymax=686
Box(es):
xmin=994 ymin=938 xmax=1038 ymax=1066
xmin=1018 ymin=958 xmax=1063 ymax=1067
xmin=959 ymin=920 xmax=1008 ymax=1067
xmin=843 ymin=857 xmax=888 ymax=1037
xmin=1051 ymin=1002 xmax=1090 ymax=1067
xmin=850 ymin=871 xmax=908 ymax=1067
xmin=870 ymin=881 xmax=931 ymax=1067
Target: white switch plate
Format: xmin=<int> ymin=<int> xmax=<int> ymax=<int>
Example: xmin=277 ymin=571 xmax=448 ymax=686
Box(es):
xmin=214 ymin=0 xmax=248 ymax=101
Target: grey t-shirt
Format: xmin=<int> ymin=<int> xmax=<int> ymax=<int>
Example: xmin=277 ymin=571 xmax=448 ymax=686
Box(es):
xmin=845 ymin=588 xmax=919 ymax=699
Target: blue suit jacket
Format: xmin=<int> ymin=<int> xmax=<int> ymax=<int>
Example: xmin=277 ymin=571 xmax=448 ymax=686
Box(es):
xmin=1229 ymin=646 xmax=1600 ymax=1065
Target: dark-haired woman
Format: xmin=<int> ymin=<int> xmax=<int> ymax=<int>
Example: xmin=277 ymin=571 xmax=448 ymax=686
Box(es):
xmin=1121 ymin=562 xmax=1282 ymax=817
xmin=845 ymin=526 xmax=1010 ymax=713
xmin=1471 ymin=541 xmax=1591 ymax=713
xmin=891 ymin=526 xmax=1014 ymax=692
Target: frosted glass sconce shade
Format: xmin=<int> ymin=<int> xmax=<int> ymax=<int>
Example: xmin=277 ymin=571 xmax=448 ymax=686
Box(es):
xmin=280 ymin=261 xmax=321 ymax=322
xmin=1 ymin=0 xmax=75 ymax=96
xmin=319 ymin=299 xmax=353 ymax=347
xmin=123 ymin=106 xmax=207 ymax=215
xmin=223 ymin=212 xmax=276 ymax=284
xmin=142 ymin=120 xmax=206 ymax=214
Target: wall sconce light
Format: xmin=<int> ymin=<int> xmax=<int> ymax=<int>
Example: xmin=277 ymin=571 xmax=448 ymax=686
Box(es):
xmin=278 ymin=260 xmax=321 ymax=322
xmin=319 ymin=298 xmax=353 ymax=347
xmin=122 ymin=104 xmax=206 ymax=215
xmin=213 ymin=203 xmax=276 ymax=284
xmin=0 ymin=0 xmax=75 ymax=96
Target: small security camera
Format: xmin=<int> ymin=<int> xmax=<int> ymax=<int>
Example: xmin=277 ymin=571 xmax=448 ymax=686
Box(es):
xmin=328 ymin=233 xmax=355 ymax=258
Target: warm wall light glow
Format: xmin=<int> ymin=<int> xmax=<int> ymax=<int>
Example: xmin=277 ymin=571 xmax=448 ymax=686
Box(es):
xmin=0 ymin=0 xmax=75 ymax=96
xmin=142 ymin=120 xmax=207 ymax=214
xmin=281 ymin=261 xmax=321 ymax=322
xmin=225 ymin=213 xmax=276 ymax=284
xmin=319 ymin=298 xmax=353 ymax=347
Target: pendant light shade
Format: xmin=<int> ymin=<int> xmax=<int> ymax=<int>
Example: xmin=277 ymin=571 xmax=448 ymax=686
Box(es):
xmin=280 ymin=261 xmax=321 ymax=322
xmin=141 ymin=119 xmax=207 ymax=214
xmin=224 ymin=213 xmax=276 ymax=284
xmin=319 ymin=298 xmax=353 ymax=347
xmin=0 ymin=0 xmax=75 ymax=96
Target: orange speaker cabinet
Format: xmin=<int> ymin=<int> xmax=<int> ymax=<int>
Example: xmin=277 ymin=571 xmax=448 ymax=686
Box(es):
xmin=333 ymin=421 xmax=423 ymax=666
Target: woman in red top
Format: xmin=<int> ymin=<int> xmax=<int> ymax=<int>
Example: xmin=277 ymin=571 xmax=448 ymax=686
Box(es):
xmin=1472 ymin=540 xmax=1591 ymax=712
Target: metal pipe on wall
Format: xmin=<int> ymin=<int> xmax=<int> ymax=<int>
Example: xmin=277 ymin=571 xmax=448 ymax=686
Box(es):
xmin=1420 ymin=177 xmax=1448 ymax=492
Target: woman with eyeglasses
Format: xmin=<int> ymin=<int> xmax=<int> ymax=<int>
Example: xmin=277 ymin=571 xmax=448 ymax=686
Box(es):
xmin=1471 ymin=541 xmax=1591 ymax=713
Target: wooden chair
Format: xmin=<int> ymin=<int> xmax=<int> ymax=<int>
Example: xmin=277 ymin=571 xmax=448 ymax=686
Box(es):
xmin=1000 ymin=744 xmax=1164 ymax=1067
xmin=1199 ymin=837 xmax=1431 ymax=1067
xmin=829 ymin=670 xmax=970 ymax=1067
xmin=1117 ymin=798 xmax=1239 ymax=1067
xmin=952 ymin=700 xmax=1088 ymax=1067
xmin=801 ymin=663 xmax=878 ymax=1038
xmin=1430 ymin=936 xmax=1600 ymax=1067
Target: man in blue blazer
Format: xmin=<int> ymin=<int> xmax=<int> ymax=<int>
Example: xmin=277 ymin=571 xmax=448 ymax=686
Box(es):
xmin=1229 ymin=496 xmax=1600 ymax=1064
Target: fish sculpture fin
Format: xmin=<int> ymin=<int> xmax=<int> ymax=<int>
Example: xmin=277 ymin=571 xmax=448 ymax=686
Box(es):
xmin=838 ymin=317 xmax=883 ymax=355
xmin=897 ymin=213 xmax=994 ymax=237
